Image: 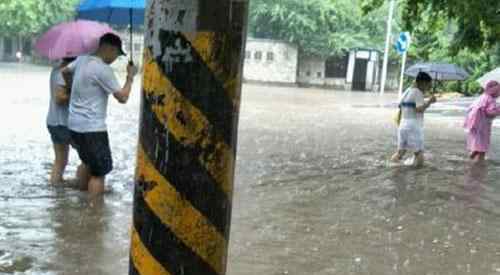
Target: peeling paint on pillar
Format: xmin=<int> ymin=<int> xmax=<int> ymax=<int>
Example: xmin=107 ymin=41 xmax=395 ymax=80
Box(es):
xmin=130 ymin=1 xmax=249 ymax=275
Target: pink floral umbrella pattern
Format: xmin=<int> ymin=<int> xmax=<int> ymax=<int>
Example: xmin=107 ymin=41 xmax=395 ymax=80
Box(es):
xmin=35 ymin=20 xmax=117 ymax=60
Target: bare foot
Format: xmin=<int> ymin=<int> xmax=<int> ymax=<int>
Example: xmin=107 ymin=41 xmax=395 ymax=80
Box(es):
xmin=390 ymin=154 xmax=402 ymax=163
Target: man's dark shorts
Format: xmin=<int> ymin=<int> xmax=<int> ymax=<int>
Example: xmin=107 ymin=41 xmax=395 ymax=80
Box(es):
xmin=47 ymin=125 xmax=72 ymax=145
xmin=70 ymin=131 xmax=113 ymax=177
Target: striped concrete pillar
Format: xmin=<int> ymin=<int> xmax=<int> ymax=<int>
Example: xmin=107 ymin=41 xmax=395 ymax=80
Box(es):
xmin=129 ymin=0 xmax=249 ymax=275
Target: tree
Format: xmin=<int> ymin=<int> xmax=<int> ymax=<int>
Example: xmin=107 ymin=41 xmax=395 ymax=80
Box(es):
xmin=0 ymin=0 xmax=79 ymax=37
xmin=249 ymin=0 xmax=391 ymax=57
xmin=362 ymin=0 xmax=500 ymax=53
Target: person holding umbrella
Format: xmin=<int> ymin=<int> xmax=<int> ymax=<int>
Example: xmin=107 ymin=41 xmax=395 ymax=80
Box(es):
xmin=391 ymin=72 xmax=437 ymax=167
xmin=62 ymin=33 xmax=138 ymax=196
xmin=36 ymin=20 xmax=120 ymax=186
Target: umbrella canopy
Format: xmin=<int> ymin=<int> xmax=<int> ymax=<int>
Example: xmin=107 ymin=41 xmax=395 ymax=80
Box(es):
xmin=405 ymin=63 xmax=470 ymax=81
xmin=77 ymin=0 xmax=145 ymax=26
xmin=77 ymin=0 xmax=145 ymax=62
xmin=35 ymin=20 xmax=116 ymax=60
xmin=477 ymin=68 xmax=500 ymax=88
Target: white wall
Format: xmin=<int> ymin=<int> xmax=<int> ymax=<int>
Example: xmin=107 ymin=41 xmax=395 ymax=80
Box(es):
xmin=297 ymin=56 xmax=325 ymax=86
xmin=325 ymin=78 xmax=346 ymax=88
xmin=243 ymin=39 xmax=298 ymax=84
xmin=365 ymin=51 xmax=379 ymax=90
xmin=346 ymin=51 xmax=356 ymax=84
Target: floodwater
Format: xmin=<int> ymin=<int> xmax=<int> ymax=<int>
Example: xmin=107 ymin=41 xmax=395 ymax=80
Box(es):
xmin=2 ymin=63 xmax=500 ymax=274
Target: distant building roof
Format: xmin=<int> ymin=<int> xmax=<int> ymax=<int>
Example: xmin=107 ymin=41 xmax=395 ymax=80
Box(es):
xmin=246 ymin=37 xmax=295 ymax=45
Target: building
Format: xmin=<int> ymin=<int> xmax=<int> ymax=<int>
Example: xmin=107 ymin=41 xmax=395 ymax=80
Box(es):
xmin=243 ymin=38 xmax=390 ymax=92
xmin=0 ymin=36 xmax=33 ymax=62
xmin=298 ymin=48 xmax=381 ymax=91
xmin=243 ymin=38 xmax=299 ymax=85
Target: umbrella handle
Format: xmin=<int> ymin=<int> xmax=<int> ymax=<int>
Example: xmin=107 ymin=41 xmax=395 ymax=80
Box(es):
xmin=129 ymin=7 xmax=133 ymax=64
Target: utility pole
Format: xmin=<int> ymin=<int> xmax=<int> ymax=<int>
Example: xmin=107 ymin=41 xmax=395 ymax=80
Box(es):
xmin=129 ymin=1 xmax=249 ymax=275
xmin=380 ymin=0 xmax=396 ymax=95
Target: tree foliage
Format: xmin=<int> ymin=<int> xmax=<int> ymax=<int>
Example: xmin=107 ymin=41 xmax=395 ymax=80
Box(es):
xmin=384 ymin=4 xmax=500 ymax=95
xmin=0 ymin=0 xmax=79 ymax=37
xmin=362 ymin=0 xmax=500 ymax=53
xmin=249 ymin=0 xmax=391 ymax=57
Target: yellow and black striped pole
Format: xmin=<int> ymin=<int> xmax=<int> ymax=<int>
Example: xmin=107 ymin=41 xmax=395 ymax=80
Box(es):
xmin=129 ymin=1 xmax=249 ymax=275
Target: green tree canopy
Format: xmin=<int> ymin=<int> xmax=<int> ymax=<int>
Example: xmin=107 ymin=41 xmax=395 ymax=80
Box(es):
xmin=0 ymin=0 xmax=79 ymax=37
xmin=362 ymin=0 xmax=500 ymax=53
xmin=249 ymin=0 xmax=392 ymax=57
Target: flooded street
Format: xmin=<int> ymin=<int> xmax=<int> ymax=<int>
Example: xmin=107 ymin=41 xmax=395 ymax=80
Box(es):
xmin=2 ymin=63 xmax=500 ymax=274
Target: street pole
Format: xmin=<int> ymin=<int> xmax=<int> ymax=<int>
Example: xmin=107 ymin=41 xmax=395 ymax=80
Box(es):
xmin=380 ymin=0 xmax=396 ymax=95
xmin=129 ymin=0 xmax=249 ymax=275
xmin=398 ymin=49 xmax=408 ymax=96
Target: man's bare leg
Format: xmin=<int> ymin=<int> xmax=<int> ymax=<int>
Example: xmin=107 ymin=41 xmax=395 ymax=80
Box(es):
xmin=77 ymin=164 xmax=91 ymax=191
xmin=88 ymin=176 xmax=106 ymax=197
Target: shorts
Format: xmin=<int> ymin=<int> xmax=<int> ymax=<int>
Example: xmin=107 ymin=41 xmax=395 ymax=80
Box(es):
xmin=397 ymin=121 xmax=424 ymax=152
xmin=70 ymin=131 xmax=113 ymax=177
xmin=47 ymin=125 xmax=72 ymax=145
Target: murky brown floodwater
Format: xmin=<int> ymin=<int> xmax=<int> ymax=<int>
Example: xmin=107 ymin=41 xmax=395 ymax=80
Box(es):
xmin=2 ymin=63 xmax=500 ymax=274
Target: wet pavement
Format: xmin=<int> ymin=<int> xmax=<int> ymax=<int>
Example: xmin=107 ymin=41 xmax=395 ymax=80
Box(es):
xmin=2 ymin=63 xmax=500 ymax=274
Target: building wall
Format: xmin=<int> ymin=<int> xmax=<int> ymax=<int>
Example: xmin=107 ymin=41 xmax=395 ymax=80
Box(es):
xmin=243 ymin=39 xmax=298 ymax=84
xmin=325 ymin=78 xmax=346 ymax=89
xmin=297 ymin=56 xmax=326 ymax=86
xmin=346 ymin=51 xmax=356 ymax=85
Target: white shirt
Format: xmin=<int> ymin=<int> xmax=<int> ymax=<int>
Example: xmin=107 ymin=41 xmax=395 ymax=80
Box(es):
xmin=66 ymin=56 xmax=121 ymax=133
xmin=400 ymin=87 xmax=425 ymax=127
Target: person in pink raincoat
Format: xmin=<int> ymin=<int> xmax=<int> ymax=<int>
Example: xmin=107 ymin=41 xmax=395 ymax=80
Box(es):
xmin=464 ymin=80 xmax=500 ymax=162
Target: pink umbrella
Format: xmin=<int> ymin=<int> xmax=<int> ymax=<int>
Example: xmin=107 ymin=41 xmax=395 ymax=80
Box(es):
xmin=35 ymin=20 xmax=117 ymax=60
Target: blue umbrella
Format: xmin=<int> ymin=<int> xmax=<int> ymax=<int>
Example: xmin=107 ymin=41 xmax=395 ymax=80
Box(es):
xmin=77 ymin=0 xmax=145 ymax=62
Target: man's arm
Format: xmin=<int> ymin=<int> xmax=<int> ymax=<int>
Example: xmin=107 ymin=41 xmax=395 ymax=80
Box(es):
xmin=113 ymin=64 xmax=137 ymax=104
xmin=113 ymin=75 xmax=134 ymax=104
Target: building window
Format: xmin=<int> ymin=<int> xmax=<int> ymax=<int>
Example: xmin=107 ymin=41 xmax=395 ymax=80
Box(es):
xmin=267 ymin=52 xmax=274 ymax=61
xmin=306 ymin=71 xmax=311 ymax=77
xmin=245 ymin=51 xmax=251 ymax=59
xmin=317 ymin=72 xmax=322 ymax=78
xmin=134 ymin=43 xmax=142 ymax=51
xmin=254 ymin=51 xmax=262 ymax=60
xmin=325 ymin=53 xmax=349 ymax=78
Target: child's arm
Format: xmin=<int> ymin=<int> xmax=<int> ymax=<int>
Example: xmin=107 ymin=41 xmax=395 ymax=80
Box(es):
xmin=485 ymin=102 xmax=500 ymax=117
xmin=416 ymin=96 xmax=437 ymax=113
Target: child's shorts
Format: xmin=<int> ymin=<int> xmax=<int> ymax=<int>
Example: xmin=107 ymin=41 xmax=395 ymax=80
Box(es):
xmin=398 ymin=121 xmax=424 ymax=152
xmin=47 ymin=125 xmax=72 ymax=145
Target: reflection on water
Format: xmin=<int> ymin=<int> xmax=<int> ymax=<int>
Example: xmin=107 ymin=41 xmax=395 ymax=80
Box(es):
xmin=2 ymin=64 xmax=500 ymax=274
